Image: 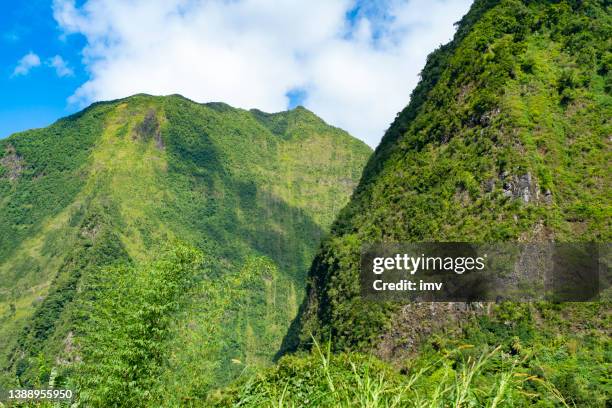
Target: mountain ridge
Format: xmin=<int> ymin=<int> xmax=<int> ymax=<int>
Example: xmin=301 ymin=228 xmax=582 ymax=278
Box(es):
xmin=291 ymin=0 xmax=610 ymax=364
xmin=0 ymin=93 xmax=371 ymax=399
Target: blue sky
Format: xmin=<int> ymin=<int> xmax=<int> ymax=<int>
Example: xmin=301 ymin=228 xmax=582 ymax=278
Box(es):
xmin=1 ymin=0 xmax=471 ymax=147
xmin=0 ymin=0 xmax=86 ymax=138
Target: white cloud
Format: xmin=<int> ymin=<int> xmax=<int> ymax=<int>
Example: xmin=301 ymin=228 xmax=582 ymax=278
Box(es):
xmin=53 ymin=0 xmax=471 ymax=147
xmin=13 ymin=52 xmax=41 ymax=76
xmin=47 ymin=55 xmax=74 ymax=77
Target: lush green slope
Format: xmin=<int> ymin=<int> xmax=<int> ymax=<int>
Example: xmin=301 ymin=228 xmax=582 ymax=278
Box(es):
xmin=0 ymin=94 xmax=371 ymax=400
xmin=282 ymin=0 xmax=610 ymax=405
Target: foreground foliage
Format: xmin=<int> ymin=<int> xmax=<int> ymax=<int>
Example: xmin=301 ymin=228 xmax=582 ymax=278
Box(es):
xmin=212 ymin=341 xmax=572 ymax=407
xmin=215 ymin=300 xmax=609 ymax=407
xmin=76 ymin=243 xmax=204 ymax=406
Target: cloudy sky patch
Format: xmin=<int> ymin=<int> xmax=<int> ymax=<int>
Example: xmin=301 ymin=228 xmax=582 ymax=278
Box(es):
xmin=1 ymin=0 xmax=471 ymax=145
xmin=51 ymin=0 xmax=471 ymax=146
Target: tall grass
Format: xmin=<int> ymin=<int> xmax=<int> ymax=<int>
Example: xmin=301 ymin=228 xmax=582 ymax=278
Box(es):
xmin=211 ymin=338 xmax=570 ymax=408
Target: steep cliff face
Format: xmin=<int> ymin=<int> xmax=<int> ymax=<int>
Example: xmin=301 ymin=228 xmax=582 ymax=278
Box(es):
xmin=294 ymin=0 xmax=610 ymax=353
xmin=0 ymin=94 xmax=371 ymax=395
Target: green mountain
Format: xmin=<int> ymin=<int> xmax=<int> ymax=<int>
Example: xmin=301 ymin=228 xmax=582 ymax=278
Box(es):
xmin=215 ymin=0 xmax=609 ymax=406
xmin=297 ymin=0 xmax=610 ymax=351
xmin=0 ymin=94 xmax=371 ymax=403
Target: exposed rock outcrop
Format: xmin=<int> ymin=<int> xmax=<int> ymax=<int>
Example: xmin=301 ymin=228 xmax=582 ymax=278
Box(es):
xmin=0 ymin=144 xmax=25 ymax=181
